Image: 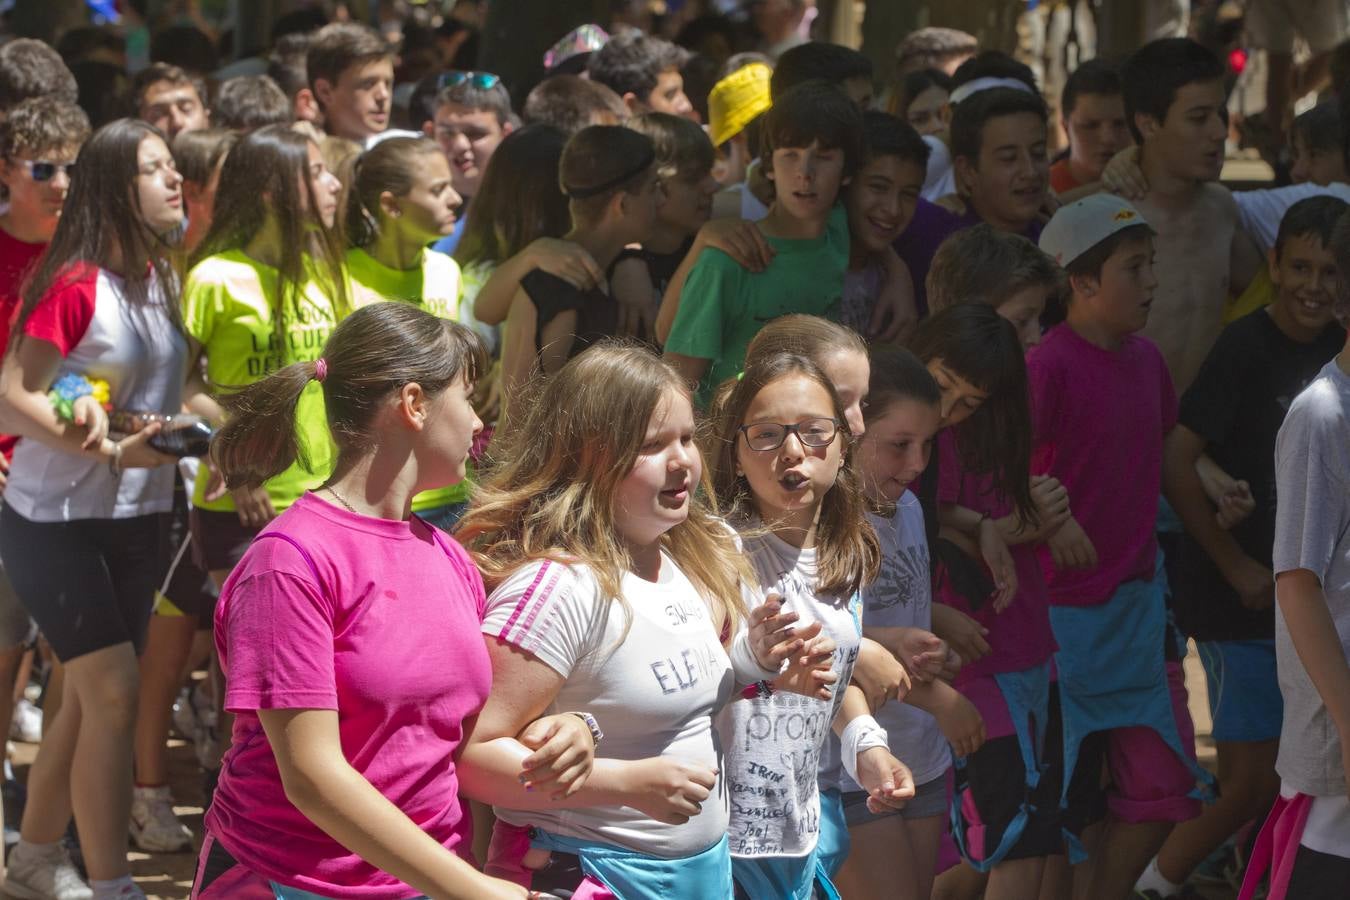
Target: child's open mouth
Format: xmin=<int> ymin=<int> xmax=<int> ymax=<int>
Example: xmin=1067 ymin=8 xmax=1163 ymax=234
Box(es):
xmin=779 ymin=472 xmax=809 ymax=491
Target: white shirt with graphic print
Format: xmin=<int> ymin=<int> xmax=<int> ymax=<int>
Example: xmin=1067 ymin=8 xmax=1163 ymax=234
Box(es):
xmin=719 ymin=525 xmax=862 ymax=859
xmin=481 ymin=556 xmax=735 ymax=858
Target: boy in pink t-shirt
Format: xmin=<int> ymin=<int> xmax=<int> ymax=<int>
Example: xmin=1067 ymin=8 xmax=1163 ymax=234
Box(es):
xmin=1029 ymin=195 xmax=1212 ymax=900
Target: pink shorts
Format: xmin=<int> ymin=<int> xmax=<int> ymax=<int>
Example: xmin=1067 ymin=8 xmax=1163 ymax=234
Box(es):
xmin=191 ymin=833 xmax=280 ymax=900
xmin=485 ymin=820 xmax=616 ymax=899
xmin=1096 ymin=661 xmax=1203 ymax=824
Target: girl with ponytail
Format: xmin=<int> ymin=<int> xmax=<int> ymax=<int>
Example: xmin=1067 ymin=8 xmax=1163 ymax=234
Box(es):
xmin=194 ymin=302 xmax=593 ymax=900
xmin=344 ymin=135 xmax=480 ymax=528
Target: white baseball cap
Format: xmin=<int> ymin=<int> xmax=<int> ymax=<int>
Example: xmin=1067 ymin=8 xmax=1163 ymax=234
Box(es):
xmin=1039 ymin=194 xmax=1154 ymax=268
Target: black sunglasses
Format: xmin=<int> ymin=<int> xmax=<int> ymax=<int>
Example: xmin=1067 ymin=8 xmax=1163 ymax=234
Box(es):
xmin=22 ymin=160 xmax=76 ymax=182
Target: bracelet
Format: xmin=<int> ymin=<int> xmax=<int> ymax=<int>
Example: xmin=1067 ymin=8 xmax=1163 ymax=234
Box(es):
xmin=567 ymin=711 xmax=603 ymax=748
xmin=107 ymin=441 xmax=123 ymax=478
xmin=740 ymin=679 xmax=774 ymax=700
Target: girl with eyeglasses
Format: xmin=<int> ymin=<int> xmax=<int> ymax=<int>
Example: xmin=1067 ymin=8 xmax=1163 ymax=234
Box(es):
xmin=705 ymin=350 xmax=915 ymax=900
xmin=0 ymin=118 xmax=188 ymax=900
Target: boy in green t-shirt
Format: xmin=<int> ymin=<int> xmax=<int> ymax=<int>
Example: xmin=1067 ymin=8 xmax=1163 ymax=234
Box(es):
xmin=662 ymin=81 xmax=863 ymax=404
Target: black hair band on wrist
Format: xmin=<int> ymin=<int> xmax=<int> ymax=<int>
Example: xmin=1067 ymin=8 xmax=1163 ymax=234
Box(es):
xmin=562 ymin=146 xmax=656 ymax=199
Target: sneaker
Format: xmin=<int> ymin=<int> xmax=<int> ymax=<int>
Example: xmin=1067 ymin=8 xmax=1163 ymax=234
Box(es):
xmin=170 ymin=686 xmax=197 ymax=740
xmin=129 ymin=785 xmax=192 ymax=853
xmin=9 ymin=697 xmax=42 ymax=743
xmin=2 ymin=841 xmax=92 ymax=900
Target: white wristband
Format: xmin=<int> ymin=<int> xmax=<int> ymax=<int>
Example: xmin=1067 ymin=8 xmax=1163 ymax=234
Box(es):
xmin=841 ymin=714 xmax=890 ymax=786
xmin=729 ymin=627 xmax=782 ymax=684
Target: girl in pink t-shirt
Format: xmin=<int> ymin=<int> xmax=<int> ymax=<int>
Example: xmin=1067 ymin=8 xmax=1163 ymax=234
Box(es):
xmin=193 ymin=303 xmax=592 ymax=900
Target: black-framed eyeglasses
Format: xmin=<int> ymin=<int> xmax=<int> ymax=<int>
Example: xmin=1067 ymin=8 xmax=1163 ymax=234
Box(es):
xmin=438 ymin=70 xmax=502 ymax=91
xmin=22 ymin=160 xmax=76 ymax=183
xmin=738 ymin=417 xmax=841 ymax=452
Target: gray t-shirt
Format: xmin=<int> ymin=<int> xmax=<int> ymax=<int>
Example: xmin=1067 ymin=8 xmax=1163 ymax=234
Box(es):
xmin=1273 ymin=358 xmax=1350 ymax=797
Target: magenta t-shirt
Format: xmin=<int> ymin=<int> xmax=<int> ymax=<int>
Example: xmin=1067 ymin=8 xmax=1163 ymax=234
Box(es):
xmin=936 ymin=431 xmax=1057 ymax=680
xmin=207 ymin=492 xmax=491 ymax=898
xmin=1026 ymin=324 xmax=1177 ymax=607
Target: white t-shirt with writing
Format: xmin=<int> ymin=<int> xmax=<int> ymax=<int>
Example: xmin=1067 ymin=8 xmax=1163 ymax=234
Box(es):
xmin=719 ymin=527 xmax=862 ymax=859
xmin=481 ymin=555 xmax=735 ymax=858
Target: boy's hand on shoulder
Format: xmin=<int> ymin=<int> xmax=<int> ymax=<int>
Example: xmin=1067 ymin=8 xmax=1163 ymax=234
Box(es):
xmin=698 ymin=218 xmax=775 ymax=272
xmin=1101 ymin=146 xmax=1147 ymax=201
xmin=1046 ymin=516 xmax=1098 ymax=571
xmin=526 ymin=238 xmax=604 ymax=291
xmin=934 ymin=194 xmax=967 ymax=215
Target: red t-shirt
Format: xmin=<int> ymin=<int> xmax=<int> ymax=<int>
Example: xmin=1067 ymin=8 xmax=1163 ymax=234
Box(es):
xmin=1049 ymin=158 xmax=1083 ymax=195
xmin=0 ymin=225 xmax=48 ymax=461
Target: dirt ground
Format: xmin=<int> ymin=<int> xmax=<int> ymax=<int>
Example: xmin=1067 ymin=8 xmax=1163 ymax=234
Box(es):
xmin=5 ymin=647 xmax=1236 ymax=900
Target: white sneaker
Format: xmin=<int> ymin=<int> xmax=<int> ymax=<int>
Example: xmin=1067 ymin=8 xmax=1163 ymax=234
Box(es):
xmin=170 ymin=686 xmax=197 ymax=739
xmin=2 ymin=841 xmax=92 ymax=900
xmin=129 ymin=785 xmax=192 ymax=853
xmin=9 ymin=697 xmax=42 ymax=743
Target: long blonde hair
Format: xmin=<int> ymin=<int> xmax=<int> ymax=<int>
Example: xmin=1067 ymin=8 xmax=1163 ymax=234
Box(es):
xmin=457 ymin=341 xmax=750 ymax=640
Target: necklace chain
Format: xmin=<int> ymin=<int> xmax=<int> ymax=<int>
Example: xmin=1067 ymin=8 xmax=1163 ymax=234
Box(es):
xmin=322 ymin=484 xmax=360 ymax=515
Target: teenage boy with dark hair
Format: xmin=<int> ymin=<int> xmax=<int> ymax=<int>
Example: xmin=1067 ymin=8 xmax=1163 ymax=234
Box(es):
xmin=307 ymin=22 xmax=394 ymax=143
xmin=1139 ymin=197 xmax=1349 ymax=900
xmin=840 ymin=110 xmax=929 ymax=339
xmin=522 ymin=75 xmax=628 ymax=135
xmin=1233 ymin=204 xmax=1350 ymax=900
xmin=0 ymin=39 xmax=79 ymax=113
xmin=1051 ymin=59 xmax=1130 ymax=194
xmin=896 ymin=87 xmax=1050 ymax=314
xmin=919 ymin=50 xmax=1040 ymax=201
xmin=1121 ymin=37 xmax=1264 ymax=394
xmin=423 ymin=72 xmax=515 ymax=255
xmin=1032 ymin=195 xmax=1215 ymax=900
xmin=213 ymin=75 xmax=293 ymax=132
xmin=132 ymin=62 xmax=210 ymax=140
xmin=769 ymin=41 xmax=875 ymax=107
xmin=661 ymin=81 xmax=862 ymax=403
xmin=586 ymin=31 xmax=694 ymax=120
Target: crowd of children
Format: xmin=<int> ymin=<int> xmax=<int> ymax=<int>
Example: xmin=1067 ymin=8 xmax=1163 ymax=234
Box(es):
xmin=0 ymin=7 xmax=1347 ymax=900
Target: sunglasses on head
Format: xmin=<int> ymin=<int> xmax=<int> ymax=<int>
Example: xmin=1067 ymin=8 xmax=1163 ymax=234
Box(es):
xmin=438 ymin=71 xmax=502 ymax=91
xmin=22 ymin=160 xmax=76 ymax=182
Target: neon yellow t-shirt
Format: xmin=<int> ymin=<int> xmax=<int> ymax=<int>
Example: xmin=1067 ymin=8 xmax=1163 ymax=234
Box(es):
xmin=1226 ymin=265 xmax=1273 ymax=324
xmin=346 ymin=245 xmax=462 ymax=319
xmin=184 ymin=250 xmax=341 ymax=512
xmin=345 ymin=246 xmax=472 ymax=512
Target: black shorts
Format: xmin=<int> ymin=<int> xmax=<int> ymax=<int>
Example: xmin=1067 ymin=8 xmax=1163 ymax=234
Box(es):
xmin=159 ymin=489 xmax=217 ymax=620
xmin=0 ymin=504 xmax=168 ymax=661
xmin=189 ymin=506 xmax=260 ymax=573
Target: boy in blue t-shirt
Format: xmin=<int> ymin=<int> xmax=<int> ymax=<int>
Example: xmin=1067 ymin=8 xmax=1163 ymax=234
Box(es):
xmin=662 ymin=81 xmax=862 ymax=405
